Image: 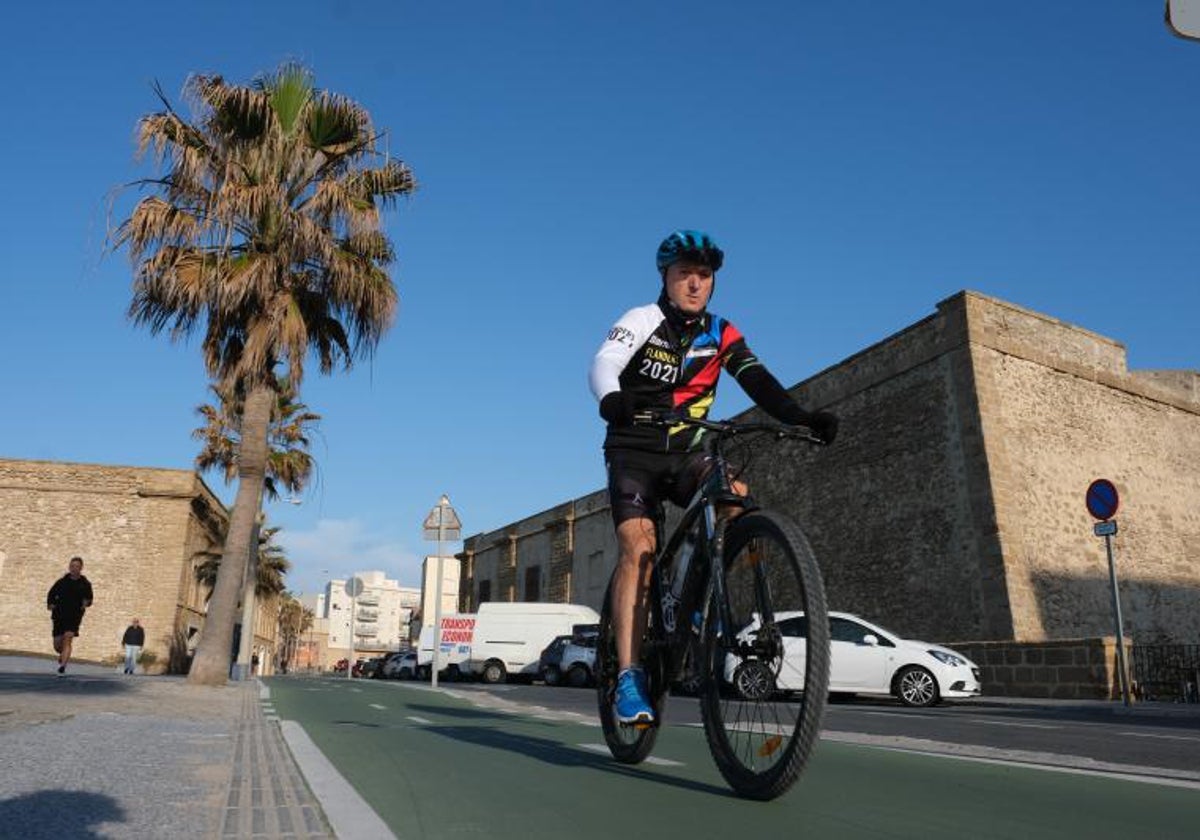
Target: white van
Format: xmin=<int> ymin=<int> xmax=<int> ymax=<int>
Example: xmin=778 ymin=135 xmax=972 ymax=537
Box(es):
xmin=417 ymin=613 xmax=477 ymax=680
xmin=467 ymin=602 xmax=601 ymax=684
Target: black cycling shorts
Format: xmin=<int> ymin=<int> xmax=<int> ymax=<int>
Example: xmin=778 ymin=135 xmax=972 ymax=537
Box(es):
xmin=605 ymin=447 xmax=713 ymax=526
xmin=52 ymin=611 xmax=84 ymax=638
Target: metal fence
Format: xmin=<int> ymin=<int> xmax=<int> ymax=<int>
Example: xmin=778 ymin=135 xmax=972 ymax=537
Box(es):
xmin=1131 ymin=644 xmax=1200 ymax=703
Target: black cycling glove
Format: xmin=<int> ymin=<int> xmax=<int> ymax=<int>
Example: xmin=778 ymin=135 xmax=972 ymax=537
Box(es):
xmin=599 ymin=391 xmax=641 ymax=427
xmin=804 ymin=410 xmax=839 ymax=445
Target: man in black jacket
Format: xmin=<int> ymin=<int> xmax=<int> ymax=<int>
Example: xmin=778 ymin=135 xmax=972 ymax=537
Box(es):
xmin=47 ymin=556 xmax=94 ymax=675
xmin=122 ymin=618 xmax=145 ymax=675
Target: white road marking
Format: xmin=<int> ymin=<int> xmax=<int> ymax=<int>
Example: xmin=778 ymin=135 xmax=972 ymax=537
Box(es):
xmin=369 ymin=703 xmax=387 ymax=710
xmin=856 ymin=710 xmax=939 ymax=720
xmin=407 ymin=715 xmax=433 ymax=724
xmin=1118 ymin=731 xmax=1200 ymax=743
xmin=965 ymin=718 xmax=1058 ymax=730
xmin=822 ymin=731 xmax=1200 ymax=790
xmin=578 ymin=743 xmax=684 ymax=767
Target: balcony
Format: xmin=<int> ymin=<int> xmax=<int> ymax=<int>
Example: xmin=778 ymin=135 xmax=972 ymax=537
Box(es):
xmin=354 ymin=624 xmax=378 ymax=637
xmin=356 ymin=608 xmax=379 ymax=622
xmin=356 ymin=593 xmax=380 ymax=607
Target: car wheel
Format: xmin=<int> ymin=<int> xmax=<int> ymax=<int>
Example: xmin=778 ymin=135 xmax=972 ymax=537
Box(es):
xmin=895 ymin=666 xmax=939 ymax=707
xmin=417 ymin=665 xmax=431 ymax=681
xmin=566 ymin=664 xmax=590 ymax=688
xmin=482 ymin=660 xmax=507 ymax=684
xmin=541 ymin=665 xmax=562 ymax=686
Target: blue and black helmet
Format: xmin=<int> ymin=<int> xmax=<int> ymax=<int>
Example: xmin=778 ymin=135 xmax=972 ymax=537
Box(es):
xmin=655 ymin=229 xmax=724 ymax=274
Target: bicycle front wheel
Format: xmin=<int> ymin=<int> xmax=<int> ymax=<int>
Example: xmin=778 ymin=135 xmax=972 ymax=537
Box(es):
xmin=699 ymin=510 xmax=830 ymax=800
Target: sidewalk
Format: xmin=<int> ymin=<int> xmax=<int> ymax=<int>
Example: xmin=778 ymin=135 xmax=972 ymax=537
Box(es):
xmin=0 ymin=656 xmax=331 ymax=839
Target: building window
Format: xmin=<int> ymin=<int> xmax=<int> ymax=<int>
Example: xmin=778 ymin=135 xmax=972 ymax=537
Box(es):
xmin=524 ymin=566 xmax=541 ymax=602
xmin=478 ymin=580 xmax=492 ymax=604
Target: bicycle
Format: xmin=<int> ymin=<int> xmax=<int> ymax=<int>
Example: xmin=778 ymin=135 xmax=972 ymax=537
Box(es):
xmin=595 ymin=411 xmax=832 ymax=800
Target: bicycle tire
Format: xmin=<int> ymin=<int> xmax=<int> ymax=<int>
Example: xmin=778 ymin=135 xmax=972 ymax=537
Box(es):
xmin=699 ymin=510 xmax=830 ymax=800
xmin=596 ymin=574 xmax=669 ymax=764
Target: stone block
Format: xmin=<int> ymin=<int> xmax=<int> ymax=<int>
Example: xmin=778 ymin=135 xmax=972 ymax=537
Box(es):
xmin=1044 ymin=647 xmax=1075 ymax=666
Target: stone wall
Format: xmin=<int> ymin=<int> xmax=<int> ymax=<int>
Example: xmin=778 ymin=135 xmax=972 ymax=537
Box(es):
xmin=0 ymin=458 xmax=227 ymax=669
xmin=964 ymin=294 xmax=1200 ymax=644
xmin=950 ymin=637 xmax=1132 ymax=700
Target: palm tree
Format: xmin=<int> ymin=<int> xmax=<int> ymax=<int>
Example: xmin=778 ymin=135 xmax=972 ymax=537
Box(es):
xmin=196 ymin=525 xmax=291 ymax=599
xmin=193 ymin=376 xmax=321 ymax=502
xmin=116 ymin=63 xmax=413 ymax=685
xmin=277 ymin=593 xmax=315 ymax=672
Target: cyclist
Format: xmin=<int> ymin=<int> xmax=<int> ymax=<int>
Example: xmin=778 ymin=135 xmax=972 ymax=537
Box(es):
xmin=589 ymin=229 xmax=838 ymax=725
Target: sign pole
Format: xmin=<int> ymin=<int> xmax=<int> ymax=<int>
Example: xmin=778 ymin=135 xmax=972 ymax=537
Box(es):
xmin=1104 ymin=532 xmax=1132 ymax=707
xmin=433 ymin=506 xmax=445 ymax=689
xmin=1085 ymin=479 xmax=1131 ymax=707
xmin=423 ymin=495 xmax=462 ymax=691
xmin=344 ymin=576 xmax=363 ymax=679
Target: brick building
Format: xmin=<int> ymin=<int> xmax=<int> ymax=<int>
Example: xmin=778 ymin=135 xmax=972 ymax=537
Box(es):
xmin=459 ymin=291 xmax=1200 ymax=698
xmin=0 ymin=458 xmax=277 ymax=672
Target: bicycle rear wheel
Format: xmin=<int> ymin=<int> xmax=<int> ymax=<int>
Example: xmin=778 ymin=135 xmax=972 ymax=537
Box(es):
xmin=699 ymin=510 xmax=830 ymax=800
xmin=596 ymin=574 xmax=668 ymax=764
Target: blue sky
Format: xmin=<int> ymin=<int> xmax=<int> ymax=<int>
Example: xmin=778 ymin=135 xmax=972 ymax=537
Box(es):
xmin=2 ymin=2 xmax=1196 ymax=597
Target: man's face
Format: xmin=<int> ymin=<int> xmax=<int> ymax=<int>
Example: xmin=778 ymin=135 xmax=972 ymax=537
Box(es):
xmin=68 ymin=559 xmax=83 ymax=578
xmin=664 ymin=261 xmax=714 ymax=316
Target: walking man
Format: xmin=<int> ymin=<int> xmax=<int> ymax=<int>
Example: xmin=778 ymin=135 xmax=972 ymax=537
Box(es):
xmin=47 ymin=556 xmax=94 ymax=675
xmin=122 ymin=618 xmax=145 ymax=675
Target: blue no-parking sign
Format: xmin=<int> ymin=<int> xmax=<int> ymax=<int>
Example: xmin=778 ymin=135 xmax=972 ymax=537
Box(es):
xmin=1086 ymin=478 xmax=1119 ymax=521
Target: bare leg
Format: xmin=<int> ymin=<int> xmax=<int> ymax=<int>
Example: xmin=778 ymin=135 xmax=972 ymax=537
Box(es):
xmin=59 ymin=632 xmax=75 ymax=666
xmin=614 ymin=517 xmax=656 ymax=671
xmin=53 ymin=635 xmax=63 ymax=655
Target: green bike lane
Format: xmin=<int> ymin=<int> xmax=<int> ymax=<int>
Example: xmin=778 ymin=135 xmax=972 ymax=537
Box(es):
xmin=267 ymin=678 xmax=1200 ymax=839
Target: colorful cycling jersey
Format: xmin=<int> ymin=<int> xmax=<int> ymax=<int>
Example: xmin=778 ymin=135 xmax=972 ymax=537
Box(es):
xmin=590 ymin=293 xmax=771 ymax=453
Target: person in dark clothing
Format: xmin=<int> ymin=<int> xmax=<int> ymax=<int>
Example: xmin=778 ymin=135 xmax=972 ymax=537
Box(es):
xmin=121 ymin=618 xmax=145 ymax=675
xmin=47 ymin=556 xmax=94 ymax=675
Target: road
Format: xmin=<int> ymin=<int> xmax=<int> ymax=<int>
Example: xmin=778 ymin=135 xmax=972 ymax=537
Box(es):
xmin=266 ymin=676 xmax=1200 ymax=839
xmin=442 ymin=681 xmax=1200 ymax=778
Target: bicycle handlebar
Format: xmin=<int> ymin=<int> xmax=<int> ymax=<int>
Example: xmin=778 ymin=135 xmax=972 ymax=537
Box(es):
xmin=632 ymin=410 xmax=829 ymax=446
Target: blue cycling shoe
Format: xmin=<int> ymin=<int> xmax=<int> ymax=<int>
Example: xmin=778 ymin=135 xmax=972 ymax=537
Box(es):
xmin=614 ymin=668 xmax=655 ymax=725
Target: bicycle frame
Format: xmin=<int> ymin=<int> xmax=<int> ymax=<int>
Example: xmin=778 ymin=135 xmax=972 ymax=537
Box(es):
xmin=644 ymin=415 xmax=824 ymax=688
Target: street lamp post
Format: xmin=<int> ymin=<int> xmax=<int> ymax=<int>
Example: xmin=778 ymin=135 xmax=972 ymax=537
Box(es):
xmin=423 ymin=495 xmax=462 ymax=689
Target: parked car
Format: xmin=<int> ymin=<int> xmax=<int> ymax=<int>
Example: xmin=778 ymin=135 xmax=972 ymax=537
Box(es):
xmin=722 ymin=611 xmax=982 ymax=707
xmin=537 ymin=635 xmax=573 ymax=685
xmin=380 ymin=651 xmax=410 ymax=679
xmin=392 ymin=651 xmax=430 ymax=681
xmin=560 ymin=624 xmax=599 ymax=687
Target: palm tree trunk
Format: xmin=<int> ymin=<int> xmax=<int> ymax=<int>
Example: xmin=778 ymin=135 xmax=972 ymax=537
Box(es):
xmin=187 ymin=383 xmax=274 ymax=686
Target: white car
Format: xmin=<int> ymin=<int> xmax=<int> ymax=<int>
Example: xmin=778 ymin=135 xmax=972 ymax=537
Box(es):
xmin=723 ymin=611 xmax=981 ymax=707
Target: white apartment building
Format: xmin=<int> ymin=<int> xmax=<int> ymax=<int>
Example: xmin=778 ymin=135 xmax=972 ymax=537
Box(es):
xmin=324 ymin=571 xmax=412 ymax=654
